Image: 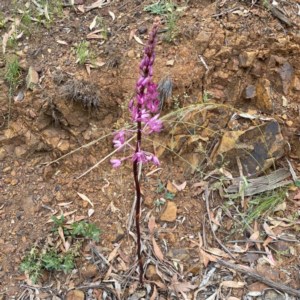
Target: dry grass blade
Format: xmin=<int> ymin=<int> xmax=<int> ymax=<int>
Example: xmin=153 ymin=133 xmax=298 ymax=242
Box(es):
xmin=77 ymin=135 xmax=135 ymax=179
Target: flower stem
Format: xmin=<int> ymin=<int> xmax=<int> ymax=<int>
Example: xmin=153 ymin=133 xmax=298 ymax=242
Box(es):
xmin=133 ymin=103 xmax=143 ymax=284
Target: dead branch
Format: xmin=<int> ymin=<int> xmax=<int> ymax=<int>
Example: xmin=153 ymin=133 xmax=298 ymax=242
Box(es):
xmin=204 ymin=187 xmax=236 ymax=260
xmin=217 ymin=259 xmax=300 ymax=297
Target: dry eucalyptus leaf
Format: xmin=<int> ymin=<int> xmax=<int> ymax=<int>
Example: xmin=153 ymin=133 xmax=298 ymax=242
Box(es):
xmin=172 ymin=180 xmax=187 ymax=191
xmin=85 ymin=64 xmax=91 ymax=76
xmin=221 ymin=281 xmax=246 ymax=288
xmin=148 ymin=215 xmax=156 ymax=235
xmin=85 ymin=0 xmax=107 ymax=11
xmin=77 ymin=192 xmax=94 ymax=207
xmin=167 ymin=180 xmax=177 ymax=194
xmin=150 ymin=286 xmax=158 ymax=300
xmin=88 ymin=208 xmax=94 ymax=217
xmin=293 ymin=190 xmax=300 ymax=200
xmin=249 ymin=231 xmax=260 ymax=242
xmin=206 ymin=247 xmax=229 ymax=258
xmin=108 ymin=244 xmax=120 ymax=262
xmin=56 ymin=40 xmax=68 ymax=45
xmin=263 ymin=222 xmax=276 ymax=239
xmin=57 ymin=201 xmax=73 ymax=207
xmin=109 ymin=11 xmax=115 ymax=21
xmin=170 ymin=274 xmax=197 ymax=294
xmin=152 ymin=237 xmax=164 ymax=261
xmin=90 ymin=16 xmax=98 ymax=30
xmin=129 ymin=281 xmax=139 ymax=295
xmin=133 ymin=34 xmax=144 ymax=45
xmin=77 ymin=5 xmax=85 ymax=13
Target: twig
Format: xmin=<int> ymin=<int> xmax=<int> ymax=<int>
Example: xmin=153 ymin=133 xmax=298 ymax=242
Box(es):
xmin=127 ymin=162 xmax=142 ymax=232
xmin=42 ymin=132 xmax=112 ymax=166
xmin=212 ymin=7 xmax=239 ymax=17
xmin=70 ymin=283 xmax=118 ymax=298
xmin=77 ymin=135 xmax=135 ymax=179
xmin=204 ymin=187 xmax=235 ymax=260
xmin=217 ymin=259 xmax=300 ymax=297
xmin=198 ymin=55 xmax=209 ymax=73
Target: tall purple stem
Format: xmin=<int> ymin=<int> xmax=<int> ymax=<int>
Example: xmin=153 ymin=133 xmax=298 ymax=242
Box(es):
xmin=133 ymin=22 xmax=159 ymax=284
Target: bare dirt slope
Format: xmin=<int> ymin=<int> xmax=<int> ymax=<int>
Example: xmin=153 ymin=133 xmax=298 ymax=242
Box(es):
xmin=0 ymin=0 xmax=300 ymax=299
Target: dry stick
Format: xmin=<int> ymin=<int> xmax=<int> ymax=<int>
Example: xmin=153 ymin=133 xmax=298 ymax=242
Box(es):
xmin=204 ymin=187 xmax=235 ymax=260
xmin=77 ymin=135 xmax=135 ymax=179
xmin=127 ymin=162 xmax=142 ymax=232
xmin=217 ymin=259 xmax=300 ymax=297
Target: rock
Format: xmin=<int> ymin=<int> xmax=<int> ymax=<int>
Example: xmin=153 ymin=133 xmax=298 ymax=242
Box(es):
xmin=81 ymin=264 xmax=98 ymax=279
xmin=145 ymin=264 xmax=160 ymax=281
xmin=292 ymin=76 xmax=300 ymax=91
xmin=57 ymin=139 xmax=70 ymax=152
xmin=238 ymin=51 xmax=256 ymax=67
xmin=255 ymin=78 xmax=273 ymax=113
xmin=264 ymin=290 xmax=285 ymax=300
xmin=248 ymin=282 xmax=268 ymax=292
xmin=195 ymin=31 xmax=211 ymax=53
xmin=11 ymin=178 xmax=18 ymax=186
xmin=43 ymin=165 xmax=55 ymax=180
xmin=0 ymin=147 xmax=7 ymax=161
xmin=244 ymin=85 xmax=256 ymax=99
xmin=167 ymin=248 xmax=190 ymax=261
xmin=14 ymin=145 xmax=27 ymax=158
xmin=166 ymin=59 xmax=175 ymax=66
xmin=138 ymin=26 xmax=147 ymax=35
xmin=279 ymin=62 xmax=293 ymax=95
xmin=160 ymin=201 xmax=177 ymax=222
xmin=127 ymin=50 xmax=135 ymax=58
xmin=42 ymin=128 xmax=60 ymax=148
xmin=66 ymin=290 xmax=85 ymax=300
xmin=26 ymin=66 xmax=39 ymax=90
xmin=55 ymin=191 xmax=65 ymax=202
xmin=212 ymin=121 xmax=287 ymax=176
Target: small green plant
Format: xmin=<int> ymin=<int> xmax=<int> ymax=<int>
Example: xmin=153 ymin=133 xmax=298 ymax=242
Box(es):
xmin=155 ymin=180 xmax=176 ymax=200
xmin=5 ymin=57 xmax=21 ymax=90
xmin=71 ymin=221 xmax=101 ymax=242
xmin=245 ymin=188 xmax=287 ymax=225
xmin=20 ymin=248 xmax=43 ymax=283
xmin=0 ymin=12 xmax=7 ymax=29
xmin=94 ymin=16 xmax=109 ymax=40
xmin=144 ymin=1 xmax=176 ymax=15
xmin=165 ymin=191 xmax=175 ymax=200
xmin=164 ymin=8 xmax=179 ymax=43
xmin=21 ymin=217 xmax=100 ymax=283
xmin=75 ymin=41 xmax=90 ymax=65
xmin=144 ymin=1 xmax=180 ymax=42
xmin=5 ymin=56 xmax=21 ymax=125
xmin=156 ymin=180 xmax=165 ymax=193
xmin=154 ymin=198 xmax=166 ymax=211
xmin=52 ymin=215 xmax=101 ymax=241
xmin=203 ymin=90 xmax=213 ymax=103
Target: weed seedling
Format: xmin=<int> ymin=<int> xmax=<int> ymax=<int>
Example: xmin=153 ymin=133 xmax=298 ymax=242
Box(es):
xmin=0 ymin=12 xmax=7 ymax=29
xmin=75 ymin=41 xmax=90 ymax=65
xmin=21 ymin=217 xmax=101 ymax=283
xmin=154 ymin=198 xmax=166 ymax=211
xmin=203 ymin=90 xmax=213 ymax=103
xmin=246 ymin=188 xmax=287 ymax=225
xmin=144 ymin=1 xmax=179 ymax=43
xmin=164 ymin=8 xmax=179 ymax=43
xmin=5 ymin=56 xmax=21 ymax=125
xmin=5 ymin=57 xmax=21 ymax=90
